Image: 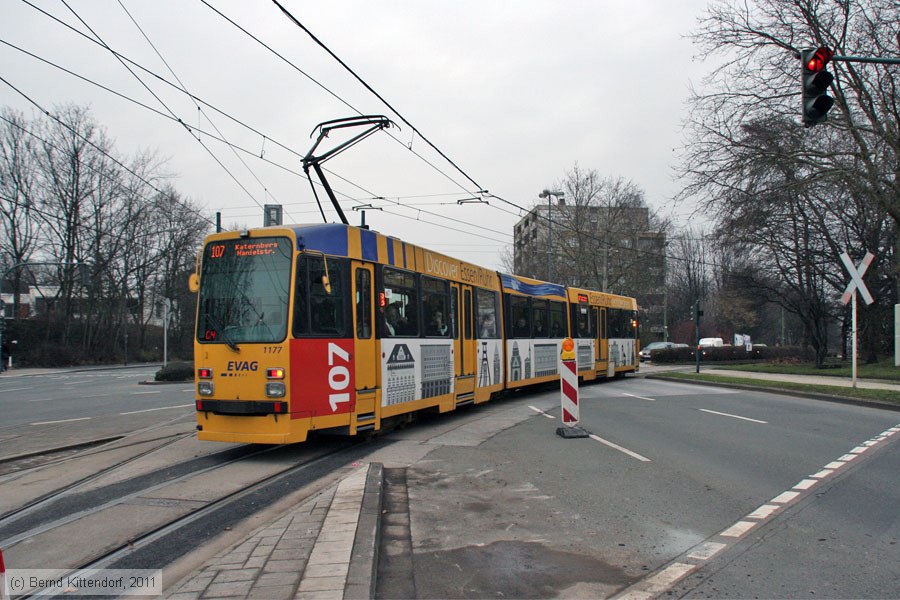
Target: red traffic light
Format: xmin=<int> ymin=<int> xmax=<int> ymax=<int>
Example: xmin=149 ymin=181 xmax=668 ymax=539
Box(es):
xmin=805 ymin=47 xmax=834 ymax=72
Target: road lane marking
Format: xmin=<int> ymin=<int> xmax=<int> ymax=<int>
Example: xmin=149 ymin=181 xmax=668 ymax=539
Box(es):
xmin=528 ymin=405 xmax=557 ymax=419
xmin=747 ymin=504 xmax=779 ymax=520
xmin=720 ymin=520 xmax=756 ymax=538
xmin=698 ymin=408 xmax=767 ymax=424
xmin=131 ymin=390 xmax=162 ymax=395
xmin=793 ymin=479 xmax=817 ymax=490
xmin=771 ymin=491 xmax=801 ymax=504
xmin=31 ymin=417 xmax=91 ymax=425
xmin=824 ymin=461 xmax=846 ymax=469
xmin=0 ymin=387 xmax=30 ymax=393
xmin=687 ymin=542 xmax=726 ymax=561
xmin=617 ymin=422 xmax=900 ymax=599
xmin=120 ymin=403 xmax=194 ymax=415
xmin=622 ymin=392 xmax=656 ymax=402
xmin=588 ymin=434 xmax=651 ymax=462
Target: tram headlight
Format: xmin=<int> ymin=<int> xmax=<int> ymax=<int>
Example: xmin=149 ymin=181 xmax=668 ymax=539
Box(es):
xmin=265 ymin=382 xmax=286 ymax=398
xmin=198 ymin=381 xmax=214 ymax=396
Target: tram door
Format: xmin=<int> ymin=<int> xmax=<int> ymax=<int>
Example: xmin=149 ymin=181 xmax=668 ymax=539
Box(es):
xmin=598 ymin=307 xmax=608 ymax=362
xmin=352 ymin=262 xmax=377 ymax=416
xmin=452 ymin=284 xmax=476 ymax=399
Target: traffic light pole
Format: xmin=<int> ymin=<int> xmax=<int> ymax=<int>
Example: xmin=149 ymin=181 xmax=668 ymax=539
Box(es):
xmin=832 ymin=55 xmax=900 ymax=65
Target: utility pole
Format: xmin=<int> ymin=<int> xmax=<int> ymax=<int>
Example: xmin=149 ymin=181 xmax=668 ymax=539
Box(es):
xmin=539 ymin=190 xmax=564 ymax=282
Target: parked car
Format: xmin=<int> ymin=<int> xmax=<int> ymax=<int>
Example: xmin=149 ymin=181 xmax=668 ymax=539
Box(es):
xmin=639 ymin=341 xmax=675 ymax=362
xmin=698 ymin=337 xmax=724 ymax=348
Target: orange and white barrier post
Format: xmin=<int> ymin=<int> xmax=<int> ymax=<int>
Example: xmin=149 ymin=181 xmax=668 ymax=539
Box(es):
xmin=557 ymin=338 xmax=588 ymax=438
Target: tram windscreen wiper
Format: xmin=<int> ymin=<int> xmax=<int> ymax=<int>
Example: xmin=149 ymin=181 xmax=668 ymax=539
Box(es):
xmin=206 ymin=313 xmax=240 ymax=353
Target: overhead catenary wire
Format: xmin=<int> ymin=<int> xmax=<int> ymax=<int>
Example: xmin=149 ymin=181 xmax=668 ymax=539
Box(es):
xmin=5 ymin=2 xmax=705 ymax=273
xmin=57 ymin=0 xmax=269 ymax=214
xmin=6 ymin=1 xmax=514 ymax=244
xmin=113 ymin=0 xmax=296 ymax=222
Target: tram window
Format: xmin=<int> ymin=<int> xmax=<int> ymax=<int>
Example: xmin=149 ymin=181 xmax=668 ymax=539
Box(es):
xmin=355 ymin=268 xmax=372 ymax=339
xmin=422 ymin=276 xmax=450 ymax=337
xmin=608 ymin=308 xmax=636 ymax=338
xmin=549 ymin=301 xmax=567 ymax=338
xmin=450 ymin=288 xmax=459 ymax=339
xmin=531 ymin=300 xmax=549 ymax=338
xmin=475 ymin=288 xmax=499 ymax=339
xmin=310 ymin=260 xmax=345 ymax=335
xmin=294 ymin=257 xmax=347 ymax=337
xmin=464 ymin=289 xmax=473 ymax=339
xmin=572 ymin=304 xmax=591 ymax=338
xmin=508 ymin=296 xmax=530 ymax=338
xmin=382 ymin=268 xmax=418 ymax=337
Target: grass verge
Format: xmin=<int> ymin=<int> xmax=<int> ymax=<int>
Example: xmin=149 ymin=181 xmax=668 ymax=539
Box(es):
xmin=653 ymin=372 xmax=900 ymax=406
xmin=716 ymin=359 xmax=899 ymax=382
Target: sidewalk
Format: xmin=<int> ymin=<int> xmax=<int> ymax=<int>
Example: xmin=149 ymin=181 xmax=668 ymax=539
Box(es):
xmin=165 ymin=463 xmax=383 ymax=600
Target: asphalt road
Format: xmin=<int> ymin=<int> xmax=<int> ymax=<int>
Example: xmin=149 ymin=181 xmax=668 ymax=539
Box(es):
xmin=1 ymin=366 xmax=898 ymax=598
xmin=0 ymin=365 xmax=196 ymax=457
xmin=378 ymin=375 xmax=900 ymax=598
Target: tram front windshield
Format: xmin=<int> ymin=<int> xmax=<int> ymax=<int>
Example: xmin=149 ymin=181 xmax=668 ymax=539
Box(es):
xmin=197 ymin=237 xmax=292 ymax=345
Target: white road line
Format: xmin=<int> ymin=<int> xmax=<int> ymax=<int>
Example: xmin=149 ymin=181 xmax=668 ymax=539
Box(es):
xmin=120 ymin=403 xmax=194 ymax=415
xmin=643 ymin=563 xmax=696 ymax=592
xmin=131 ymin=391 xmax=162 ymax=395
xmin=824 ymin=461 xmax=846 ymax=469
xmin=31 ymin=417 xmax=91 ymax=425
xmin=622 ymin=392 xmax=656 ymax=402
xmin=588 ymin=434 xmax=651 ymax=462
xmin=720 ymin=520 xmax=756 ymax=538
xmin=794 ymin=479 xmax=817 ymax=490
xmin=747 ymin=504 xmax=780 ymax=520
xmin=838 ymin=453 xmax=857 ymax=462
xmin=698 ymin=408 xmax=767 ymax=424
xmin=687 ymin=542 xmax=727 ymax=561
xmin=771 ymin=491 xmax=800 ymax=504
xmin=528 ymin=405 xmax=557 ymax=419
xmin=811 ymin=469 xmax=834 ymax=479
xmin=0 ymin=387 xmax=30 ymax=393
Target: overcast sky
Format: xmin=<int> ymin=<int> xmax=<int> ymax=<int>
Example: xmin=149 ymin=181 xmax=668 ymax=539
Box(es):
xmin=1 ymin=0 xmax=715 ymax=270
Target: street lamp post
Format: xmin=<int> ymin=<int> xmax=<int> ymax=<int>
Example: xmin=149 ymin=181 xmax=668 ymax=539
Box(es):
xmin=538 ymin=190 xmax=565 ymax=282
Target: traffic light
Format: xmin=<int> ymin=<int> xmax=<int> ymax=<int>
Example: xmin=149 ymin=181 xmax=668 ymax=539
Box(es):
xmin=800 ymin=47 xmax=835 ymax=127
xmin=693 ymin=302 xmax=703 ymax=322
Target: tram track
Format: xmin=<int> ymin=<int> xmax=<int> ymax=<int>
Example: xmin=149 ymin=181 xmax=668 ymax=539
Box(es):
xmin=0 ymin=430 xmax=371 ymax=596
xmin=12 ymin=438 xmax=371 ymax=598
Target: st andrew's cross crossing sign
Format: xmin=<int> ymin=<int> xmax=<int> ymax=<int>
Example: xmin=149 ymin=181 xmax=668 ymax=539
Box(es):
xmin=840 ymin=252 xmax=874 ymax=306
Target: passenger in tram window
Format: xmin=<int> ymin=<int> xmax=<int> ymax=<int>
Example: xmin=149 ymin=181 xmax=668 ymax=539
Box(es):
xmin=428 ymin=310 xmax=448 ymax=336
xmin=384 ymin=304 xmax=401 ymax=336
xmin=577 ymin=320 xmax=589 ymax=338
xmin=550 ymin=321 xmax=563 ymax=338
xmin=533 ymin=319 xmax=545 ymax=337
xmin=513 ymin=316 xmax=529 ymax=337
xmin=479 ymin=314 xmax=495 ymax=338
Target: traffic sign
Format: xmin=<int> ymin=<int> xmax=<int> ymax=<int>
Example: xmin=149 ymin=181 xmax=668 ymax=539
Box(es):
xmin=840 ymin=252 xmax=874 ymax=306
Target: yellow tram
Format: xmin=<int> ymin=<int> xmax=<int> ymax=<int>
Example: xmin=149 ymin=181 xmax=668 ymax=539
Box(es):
xmin=190 ymin=223 xmax=638 ymax=444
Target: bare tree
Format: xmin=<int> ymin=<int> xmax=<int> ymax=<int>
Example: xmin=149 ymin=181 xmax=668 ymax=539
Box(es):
xmin=679 ymin=0 xmax=899 ymax=362
xmin=0 ymin=109 xmax=42 ymax=318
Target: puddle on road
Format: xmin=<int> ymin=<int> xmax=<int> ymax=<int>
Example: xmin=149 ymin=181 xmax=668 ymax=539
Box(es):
xmin=415 ymin=539 xmax=635 ymax=599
